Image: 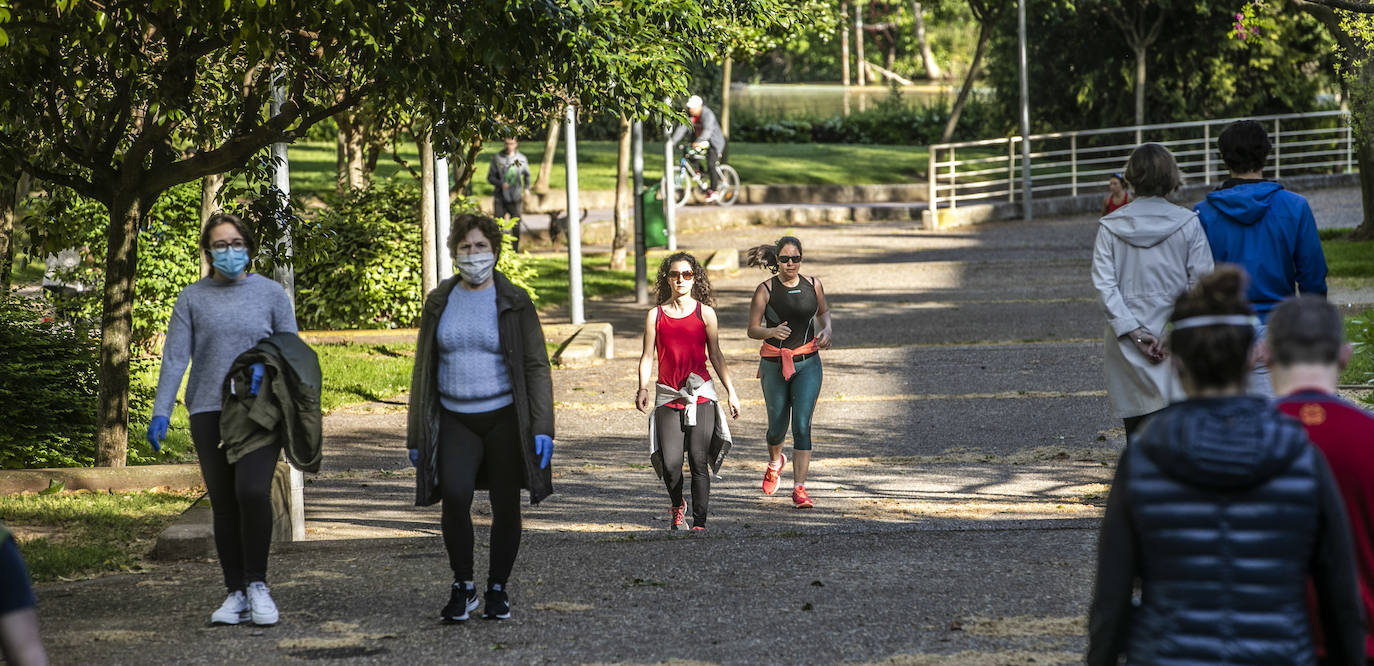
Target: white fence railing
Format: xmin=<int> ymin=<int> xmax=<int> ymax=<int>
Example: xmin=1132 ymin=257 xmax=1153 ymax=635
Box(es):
xmin=927 ymin=110 xmax=1354 ymax=210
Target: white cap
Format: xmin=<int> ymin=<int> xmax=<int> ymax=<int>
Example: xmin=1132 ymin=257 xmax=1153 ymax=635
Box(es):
xmin=686 ymin=95 xmax=703 ymax=110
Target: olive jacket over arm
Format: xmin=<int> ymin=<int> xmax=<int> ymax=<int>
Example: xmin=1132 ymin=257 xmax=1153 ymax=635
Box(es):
xmin=407 ymin=272 xmax=554 ymax=506
xmin=220 ymin=332 xmax=323 ymax=472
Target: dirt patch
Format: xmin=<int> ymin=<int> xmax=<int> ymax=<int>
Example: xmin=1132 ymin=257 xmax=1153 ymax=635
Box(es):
xmin=862 ymin=650 xmax=1081 ymax=666
xmin=958 ymin=615 xmax=1086 ymax=637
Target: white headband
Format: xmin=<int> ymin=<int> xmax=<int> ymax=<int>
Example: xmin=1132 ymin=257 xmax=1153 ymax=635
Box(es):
xmin=1170 ymin=314 xmax=1259 ymax=331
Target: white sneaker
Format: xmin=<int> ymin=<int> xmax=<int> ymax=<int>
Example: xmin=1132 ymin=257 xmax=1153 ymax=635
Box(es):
xmin=210 ymin=590 xmax=250 ymax=625
xmin=246 ymin=581 xmax=279 ymax=626
xmin=704 ymin=190 xmax=723 ymax=203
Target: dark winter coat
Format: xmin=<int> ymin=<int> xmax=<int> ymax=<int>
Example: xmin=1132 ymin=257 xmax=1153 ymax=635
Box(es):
xmin=407 ymin=272 xmax=554 ymax=506
xmin=1087 ymin=396 xmax=1366 ymax=666
xmin=220 ymin=332 xmax=323 ymax=472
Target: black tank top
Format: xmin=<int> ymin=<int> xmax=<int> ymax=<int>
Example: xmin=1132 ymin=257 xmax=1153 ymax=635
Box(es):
xmin=764 ymin=275 xmax=818 ymax=351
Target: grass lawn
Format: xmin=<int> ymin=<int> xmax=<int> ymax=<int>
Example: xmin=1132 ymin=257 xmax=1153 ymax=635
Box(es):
xmin=278 ymin=140 xmax=929 ymax=200
xmin=1320 ymin=229 xmax=1374 ymax=279
xmin=525 ymin=252 xmax=635 ymax=311
xmin=3 ymin=489 xmax=200 ymax=582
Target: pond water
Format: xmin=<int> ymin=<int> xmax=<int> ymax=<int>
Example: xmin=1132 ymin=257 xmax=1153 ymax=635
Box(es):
xmin=730 ymin=83 xmax=959 ymax=117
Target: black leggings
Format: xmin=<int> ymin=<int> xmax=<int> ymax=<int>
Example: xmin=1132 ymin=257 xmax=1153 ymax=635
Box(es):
xmin=439 ymin=405 xmax=524 ymax=585
xmin=190 ymin=411 xmax=281 ymax=592
xmin=655 ymin=402 xmax=717 ymax=527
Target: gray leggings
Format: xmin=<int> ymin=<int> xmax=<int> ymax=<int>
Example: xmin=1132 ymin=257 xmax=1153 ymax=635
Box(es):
xmin=655 ymin=402 xmax=717 ymax=527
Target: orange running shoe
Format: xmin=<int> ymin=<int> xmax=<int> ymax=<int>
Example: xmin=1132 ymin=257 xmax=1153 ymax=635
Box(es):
xmin=792 ymin=485 xmax=814 ymax=509
xmin=762 ymin=452 xmax=786 ymax=495
xmin=671 ymin=501 xmax=686 ymax=530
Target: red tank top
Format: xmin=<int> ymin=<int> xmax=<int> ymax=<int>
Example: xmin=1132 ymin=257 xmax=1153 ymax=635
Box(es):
xmin=655 ymin=303 xmax=710 ymax=409
xmin=1105 ymin=192 xmax=1131 ymax=214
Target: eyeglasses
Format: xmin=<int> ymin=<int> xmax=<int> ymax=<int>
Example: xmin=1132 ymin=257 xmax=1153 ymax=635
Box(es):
xmin=210 ymin=240 xmax=247 ymax=251
xmin=667 ymin=270 xmax=694 ymax=280
xmin=778 ymin=255 xmax=802 ymax=264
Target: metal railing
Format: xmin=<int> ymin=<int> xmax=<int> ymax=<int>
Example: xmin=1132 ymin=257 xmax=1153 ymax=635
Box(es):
xmin=927 ymin=110 xmax=1354 ymax=210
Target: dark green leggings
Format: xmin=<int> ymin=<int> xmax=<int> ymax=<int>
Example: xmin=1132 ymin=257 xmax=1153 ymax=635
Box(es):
xmin=759 ymin=354 xmax=823 ymax=451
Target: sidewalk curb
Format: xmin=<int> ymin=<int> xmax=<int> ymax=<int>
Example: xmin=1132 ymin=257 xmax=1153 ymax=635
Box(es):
xmin=705 ymin=247 xmax=740 ymax=279
xmin=554 ymin=322 xmax=615 ymax=367
xmin=0 ymin=464 xmax=205 ymax=495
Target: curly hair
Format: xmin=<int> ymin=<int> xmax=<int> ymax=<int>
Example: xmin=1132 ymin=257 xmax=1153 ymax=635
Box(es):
xmin=745 ymin=236 xmax=803 ymax=274
xmin=1168 ymin=266 xmax=1255 ymax=390
xmin=654 ymin=252 xmax=713 ymax=306
xmin=447 ymin=213 xmax=504 ymax=264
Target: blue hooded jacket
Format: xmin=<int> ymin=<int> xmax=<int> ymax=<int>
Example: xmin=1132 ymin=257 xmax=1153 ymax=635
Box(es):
xmin=1193 ymin=180 xmax=1327 ymax=321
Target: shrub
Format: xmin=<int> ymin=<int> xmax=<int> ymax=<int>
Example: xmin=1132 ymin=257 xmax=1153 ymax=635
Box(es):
xmin=0 ymin=295 xmax=100 ymax=468
xmin=729 ymin=93 xmax=995 ymax=145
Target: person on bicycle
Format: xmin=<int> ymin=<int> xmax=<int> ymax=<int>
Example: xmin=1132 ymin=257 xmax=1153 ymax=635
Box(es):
xmin=671 ymin=95 xmax=726 ymax=203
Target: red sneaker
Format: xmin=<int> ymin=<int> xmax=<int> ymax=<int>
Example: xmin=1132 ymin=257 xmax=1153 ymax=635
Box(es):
xmin=792 ymin=485 xmax=814 ymax=509
xmin=671 ymin=501 xmax=686 ymax=530
xmin=691 ymin=525 xmax=706 ymax=532
xmin=762 ymin=452 xmax=786 ymax=496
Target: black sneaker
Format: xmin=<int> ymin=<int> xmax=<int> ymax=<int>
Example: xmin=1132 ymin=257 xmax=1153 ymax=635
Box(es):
xmin=483 ymin=583 xmax=511 ymax=620
xmin=440 ymin=582 xmax=479 ymax=622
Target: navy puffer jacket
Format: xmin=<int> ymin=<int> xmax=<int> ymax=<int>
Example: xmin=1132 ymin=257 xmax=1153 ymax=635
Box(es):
xmin=1088 ymin=396 xmax=1365 ymax=665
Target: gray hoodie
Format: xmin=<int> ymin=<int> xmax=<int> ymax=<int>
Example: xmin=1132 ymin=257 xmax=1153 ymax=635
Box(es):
xmin=487 ymin=150 xmax=531 ymax=203
xmin=1091 ymin=196 xmax=1214 ymax=419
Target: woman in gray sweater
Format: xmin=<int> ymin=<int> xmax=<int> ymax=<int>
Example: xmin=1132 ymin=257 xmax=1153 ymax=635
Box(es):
xmin=146 ymin=213 xmax=297 ymax=627
xmin=406 ymin=214 xmax=555 ymax=623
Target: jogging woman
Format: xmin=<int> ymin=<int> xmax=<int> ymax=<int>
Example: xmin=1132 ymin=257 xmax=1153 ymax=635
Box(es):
xmin=407 ymin=214 xmax=554 ymax=623
xmin=746 ymin=236 xmax=832 ymax=508
xmin=636 ymin=252 xmax=739 ymax=530
xmin=1087 ymin=266 xmax=1365 ymax=664
xmin=147 ymin=213 xmax=297 ymax=626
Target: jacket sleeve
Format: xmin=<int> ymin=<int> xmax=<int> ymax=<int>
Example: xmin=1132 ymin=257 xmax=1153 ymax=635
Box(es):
xmin=1091 ymin=226 xmax=1142 ymax=337
xmin=1087 ymin=451 xmax=1139 ymax=666
xmin=670 ymin=123 xmax=687 ymax=145
xmin=405 ymin=291 xmax=441 ymax=452
xmin=521 ymin=302 xmax=555 ymax=439
xmin=1294 ymin=200 xmax=1328 ymax=297
xmin=701 ymin=108 xmax=723 ymax=145
xmin=1310 ymin=451 xmax=1367 ymax=665
xmin=520 ymin=157 xmax=532 ymax=191
xmin=487 ymin=154 xmax=503 ymax=188
xmin=272 ymin=283 xmax=299 ymax=334
xmin=1183 ymin=217 xmax=1215 ymax=289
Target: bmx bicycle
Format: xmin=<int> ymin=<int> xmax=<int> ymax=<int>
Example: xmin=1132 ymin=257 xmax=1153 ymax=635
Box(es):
xmin=671 ymin=145 xmax=740 ymax=208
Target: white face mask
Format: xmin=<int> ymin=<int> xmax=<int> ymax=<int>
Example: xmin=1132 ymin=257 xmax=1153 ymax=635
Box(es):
xmin=457 ymin=252 xmax=496 ymax=285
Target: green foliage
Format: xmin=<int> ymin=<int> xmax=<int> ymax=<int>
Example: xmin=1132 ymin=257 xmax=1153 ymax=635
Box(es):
xmin=525 ymin=254 xmax=636 ymax=311
xmin=1319 ymin=230 xmax=1374 ymax=278
xmin=2 ymin=489 xmax=198 ymax=581
xmin=23 ymin=183 xmax=202 ymax=350
xmin=1343 ymin=310 xmax=1374 ymax=388
xmin=729 ymin=92 xmax=994 ymax=144
xmin=983 ymin=0 xmax=1336 ymax=133
xmin=0 ymin=295 xmax=99 ymax=468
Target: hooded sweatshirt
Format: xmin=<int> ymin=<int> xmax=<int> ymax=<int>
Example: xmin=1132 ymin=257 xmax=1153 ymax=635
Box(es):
xmin=1091 ymin=197 xmax=1213 ymax=418
xmin=1088 ymin=396 xmax=1366 ymax=665
xmin=1194 ymin=180 xmax=1327 ymax=321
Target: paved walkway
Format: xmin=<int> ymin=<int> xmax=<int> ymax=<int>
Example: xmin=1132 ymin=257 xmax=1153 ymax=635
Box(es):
xmin=34 ymin=186 xmax=1368 ymax=664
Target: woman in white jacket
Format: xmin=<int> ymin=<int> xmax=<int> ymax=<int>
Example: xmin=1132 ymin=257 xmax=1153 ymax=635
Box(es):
xmin=1092 ymin=143 xmax=1214 ymax=443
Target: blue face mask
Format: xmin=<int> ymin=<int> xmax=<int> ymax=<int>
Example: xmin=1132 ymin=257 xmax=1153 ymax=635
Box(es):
xmin=211 ymin=247 xmax=250 ymax=278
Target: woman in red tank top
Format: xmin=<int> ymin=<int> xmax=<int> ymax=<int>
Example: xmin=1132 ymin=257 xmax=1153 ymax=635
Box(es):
xmin=636 ymin=253 xmax=740 ymax=530
xmin=1102 ymin=173 xmax=1132 ymax=216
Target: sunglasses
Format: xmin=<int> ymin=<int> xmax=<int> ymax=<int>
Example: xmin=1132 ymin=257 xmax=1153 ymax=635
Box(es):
xmin=667 ymin=270 xmax=695 ymax=280
xmin=778 ymin=255 xmax=802 ymax=264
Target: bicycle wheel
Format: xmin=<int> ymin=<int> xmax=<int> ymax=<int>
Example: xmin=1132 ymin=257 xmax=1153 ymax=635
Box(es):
xmin=715 ymin=164 xmax=741 ymax=206
xmin=673 ymin=168 xmax=692 ymax=208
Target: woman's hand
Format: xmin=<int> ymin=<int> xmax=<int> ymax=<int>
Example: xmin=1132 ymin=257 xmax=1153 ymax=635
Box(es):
xmin=635 ymin=387 xmax=652 ymax=413
xmin=772 ymin=321 xmax=791 ymax=340
xmin=727 ymin=390 xmax=741 ymax=419
xmin=1126 ymin=327 xmax=1166 ymax=364
xmin=815 ymin=328 xmax=833 ymax=349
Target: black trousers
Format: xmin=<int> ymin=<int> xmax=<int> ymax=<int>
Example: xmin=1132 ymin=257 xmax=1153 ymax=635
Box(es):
xmin=439 ymin=405 xmax=524 ymax=585
xmin=190 ymin=411 xmax=281 ymax=591
xmin=655 ymin=402 xmax=717 ymax=527
xmin=494 ymin=197 xmax=523 ymax=252
xmin=705 ymin=146 xmax=721 ymax=191
xmin=1122 ymin=409 xmax=1161 ymax=446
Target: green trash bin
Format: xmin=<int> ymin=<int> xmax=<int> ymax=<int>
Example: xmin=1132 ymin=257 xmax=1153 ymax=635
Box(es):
xmin=641 ymin=182 xmax=668 ymax=249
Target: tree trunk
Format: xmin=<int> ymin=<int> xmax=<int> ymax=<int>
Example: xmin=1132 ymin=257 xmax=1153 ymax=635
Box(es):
xmin=612 ymin=116 xmax=631 ymax=270
xmin=454 ymin=137 xmax=484 ymax=194
xmin=721 ymin=58 xmax=733 ymax=142
xmin=855 ymin=4 xmax=867 ymax=86
xmin=913 ymin=1 xmax=942 ymax=79
xmin=95 ymin=196 xmax=145 ymax=467
xmin=1354 ymin=137 xmax=1374 ymax=240
xmin=346 ymin=119 xmax=367 ymax=191
xmin=940 ymin=20 xmax=992 ymax=143
xmin=335 ymin=115 xmax=350 ymax=194
xmin=1134 ymin=43 xmax=1147 ymax=130
xmin=0 ymin=163 xmax=20 ymax=290
xmin=199 ymin=172 xmax=224 ymax=278
xmin=534 ymin=116 xmax=561 ymax=195
xmin=419 ymin=134 xmax=438 ymax=295
xmin=841 ymin=2 xmax=851 ymax=87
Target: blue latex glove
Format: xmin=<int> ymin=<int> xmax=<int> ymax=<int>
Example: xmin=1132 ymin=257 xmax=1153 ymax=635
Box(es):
xmin=408 ymin=449 xmax=419 ymax=467
xmin=249 ymin=362 xmax=265 ymax=396
xmin=534 ymin=435 xmax=553 ymax=470
xmin=146 ymin=416 xmax=169 ymax=453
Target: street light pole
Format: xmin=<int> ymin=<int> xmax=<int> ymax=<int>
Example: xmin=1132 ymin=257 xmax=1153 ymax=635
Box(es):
xmin=269 ymin=68 xmax=304 ymax=543
xmin=565 ymin=104 xmax=585 ymax=325
xmin=1018 ymin=0 xmax=1033 ymax=221
xmin=632 ymin=120 xmax=648 ymax=305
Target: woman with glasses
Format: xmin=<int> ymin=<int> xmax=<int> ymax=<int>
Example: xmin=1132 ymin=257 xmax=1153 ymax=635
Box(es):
xmin=636 ymin=252 xmax=740 ymax=530
xmin=147 ymin=213 xmax=297 ymax=626
xmin=746 ymin=236 xmax=832 ymax=509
